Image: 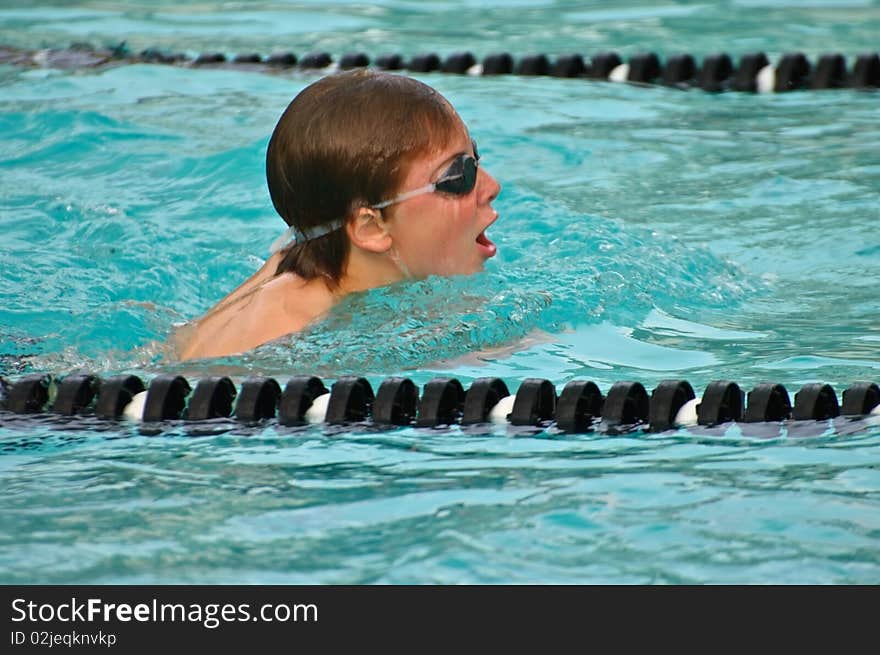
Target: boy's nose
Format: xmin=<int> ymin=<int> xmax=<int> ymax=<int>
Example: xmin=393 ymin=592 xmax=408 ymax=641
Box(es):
xmin=479 ymin=168 xmax=501 ymax=203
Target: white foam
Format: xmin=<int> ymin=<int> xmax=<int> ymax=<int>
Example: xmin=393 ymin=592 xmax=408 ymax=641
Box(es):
xmin=609 ymin=63 xmax=630 ymax=83
xmin=488 ymin=395 xmax=516 ymax=423
xmin=305 ymin=393 xmax=331 ymax=423
xmin=674 ymin=397 xmax=701 ymax=427
xmin=872 ymin=403 xmax=880 ymax=416
xmin=756 ymin=64 xmax=776 ymax=93
xmin=122 ymin=390 xmax=147 ymax=422
xmin=467 ymin=63 xmax=484 ymax=76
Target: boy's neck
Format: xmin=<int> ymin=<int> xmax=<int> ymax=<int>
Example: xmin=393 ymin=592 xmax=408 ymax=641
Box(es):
xmin=334 ymin=247 xmax=407 ymax=297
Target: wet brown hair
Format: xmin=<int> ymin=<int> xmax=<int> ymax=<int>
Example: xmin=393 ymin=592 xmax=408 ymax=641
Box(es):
xmin=266 ymin=69 xmax=461 ymax=288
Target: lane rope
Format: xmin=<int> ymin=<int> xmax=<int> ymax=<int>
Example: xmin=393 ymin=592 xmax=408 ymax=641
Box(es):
xmin=2 ymin=373 xmax=878 ymax=434
xmin=1 ymin=43 xmax=878 ymax=92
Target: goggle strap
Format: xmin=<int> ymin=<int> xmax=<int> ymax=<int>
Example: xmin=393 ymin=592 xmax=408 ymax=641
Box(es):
xmin=268 ymin=219 xmax=345 ymax=255
xmin=371 ymin=182 xmax=437 ymax=209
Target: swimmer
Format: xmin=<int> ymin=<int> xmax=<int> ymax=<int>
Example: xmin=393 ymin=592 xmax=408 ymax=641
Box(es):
xmin=175 ymin=69 xmax=501 ymax=361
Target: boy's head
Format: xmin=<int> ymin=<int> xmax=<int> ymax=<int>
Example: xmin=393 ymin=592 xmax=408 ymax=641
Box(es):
xmin=266 ymin=69 xmax=464 ymax=287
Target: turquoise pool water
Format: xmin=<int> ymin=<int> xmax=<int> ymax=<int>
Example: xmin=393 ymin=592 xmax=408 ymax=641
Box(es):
xmin=1 ymin=1 xmax=879 ymax=583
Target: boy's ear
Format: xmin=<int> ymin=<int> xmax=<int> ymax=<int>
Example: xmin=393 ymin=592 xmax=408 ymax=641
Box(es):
xmin=347 ymin=207 xmax=392 ymax=253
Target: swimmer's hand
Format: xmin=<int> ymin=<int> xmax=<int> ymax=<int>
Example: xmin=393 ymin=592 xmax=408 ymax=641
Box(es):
xmin=429 ymin=329 xmax=555 ymax=368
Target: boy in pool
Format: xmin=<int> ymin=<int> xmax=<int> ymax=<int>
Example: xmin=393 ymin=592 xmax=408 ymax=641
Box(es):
xmin=176 ymin=69 xmax=501 ymax=361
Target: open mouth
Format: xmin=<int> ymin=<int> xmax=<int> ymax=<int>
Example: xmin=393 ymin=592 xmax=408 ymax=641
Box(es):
xmin=476 ymin=229 xmax=497 ymax=257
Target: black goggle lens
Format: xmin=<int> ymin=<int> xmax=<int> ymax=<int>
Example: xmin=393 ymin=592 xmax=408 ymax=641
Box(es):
xmin=435 ymin=153 xmax=478 ymax=196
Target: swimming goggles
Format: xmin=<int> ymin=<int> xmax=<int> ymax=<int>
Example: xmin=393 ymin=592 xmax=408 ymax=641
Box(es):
xmin=269 ymin=142 xmax=479 ymax=254
xmin=371 ymin=142 xmax=480 ymax=210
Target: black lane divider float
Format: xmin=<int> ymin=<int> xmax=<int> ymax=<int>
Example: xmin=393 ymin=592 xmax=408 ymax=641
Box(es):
xmin=1 ymin=43 xmax=879 ymax=92
xmin=1 ymin=373 xmax=878 ymax=436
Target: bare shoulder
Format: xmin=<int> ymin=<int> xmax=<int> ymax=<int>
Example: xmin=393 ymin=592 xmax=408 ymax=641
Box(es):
xmin=173 ymin=267 xmax=335 ymax=361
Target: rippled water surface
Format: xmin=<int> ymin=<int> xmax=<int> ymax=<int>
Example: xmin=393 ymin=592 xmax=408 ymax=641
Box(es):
xmin=1 ymin=1 xmax=878 ymax=583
